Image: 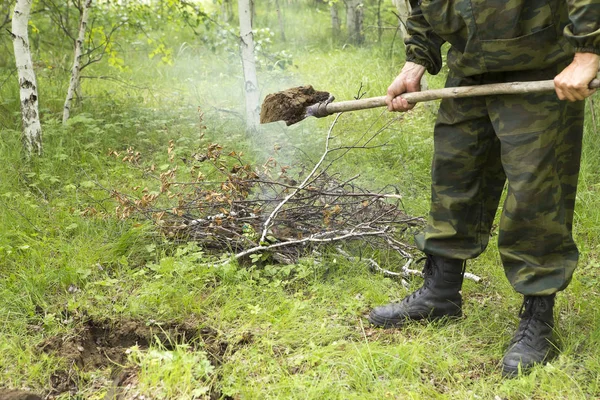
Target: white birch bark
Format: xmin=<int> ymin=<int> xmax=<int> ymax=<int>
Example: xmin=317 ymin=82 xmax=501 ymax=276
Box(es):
xmin=11 ymin=0 xmax=42 ymax=157
xmin=221 ymin=0 xmax=233 ymax=23
xmin=391 ymin=0 xmax=429 ymax=90
xmin=344 ymin=0 xmax=364 ymax=45
xmin=274 ymin=0 xmax=285 ymax=42
xmin=330 ymin=1 xmax=340 ymax=38
xmin=63 ymin=0 xmax=92 ymax=124
xmin=376 ymin=0 xmax=383 ymax=42
xmin=238 ymin=0 xmax=260 ymax=133
xmin=392 ymin=0 xmax=410 ymax=39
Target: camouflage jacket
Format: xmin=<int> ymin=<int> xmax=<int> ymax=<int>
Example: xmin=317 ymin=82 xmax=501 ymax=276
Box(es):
xmin=405 ymin=0 xmax=600 ymax=76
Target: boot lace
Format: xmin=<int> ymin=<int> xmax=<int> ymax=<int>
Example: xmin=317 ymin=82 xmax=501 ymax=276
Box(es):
xmin=513 ymin=298 xmax=534 ymax=344
xmin=406 ymin=255 xmax=435 ymax=300
xmin=421 ymin=255 xmax=436 ymax=284
xmin=512 ymin=297 xmax=549 ymax=345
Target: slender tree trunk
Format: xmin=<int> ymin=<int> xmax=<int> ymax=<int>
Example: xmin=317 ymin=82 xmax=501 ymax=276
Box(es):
xmin=344 ymin=0 xmax=364 ymax=45
xmin=274 ymin=0 xmax=285 ymax=42
xmin=330 ymin=1 xmax=340 ymax=38
xmin=391 ymin=0 xmax=428 ymax=90
xmin=66 ymin=0 xmax=70 ymax=34
xmin=376 ymin=0 xmax=382 ymax=42
xmin=391 ymin=0 xmax=410 ymax=39
xmin=392 ymin=0 xmax=428 ymax=91
xmin=63 ymin=0 xmax=92 ymax=124
xmin=238 ymin=0 xmax=260 ymax=133
xmin=221 ymin=0 xmax=233 ymax=23
xmin=11 ymin=0 xmax=42 ymax=157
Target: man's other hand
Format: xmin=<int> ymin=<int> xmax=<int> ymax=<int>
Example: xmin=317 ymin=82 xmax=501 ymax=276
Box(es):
xmin=554 ymin=52 xmax=599 ymax=101
xmin=386 ymin=62 xmax=427 ymax=112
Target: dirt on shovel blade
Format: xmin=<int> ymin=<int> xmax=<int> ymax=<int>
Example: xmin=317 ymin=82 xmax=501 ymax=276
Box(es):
xmin=260 ymin=85 xmax=330 ymax=126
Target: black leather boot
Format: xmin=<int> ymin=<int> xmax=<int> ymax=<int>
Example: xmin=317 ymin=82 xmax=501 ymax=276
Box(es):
xmin=368 ymin=255 xmax=466 ymax=328
xmin=501 ymin=294 xmax=556 ymax=377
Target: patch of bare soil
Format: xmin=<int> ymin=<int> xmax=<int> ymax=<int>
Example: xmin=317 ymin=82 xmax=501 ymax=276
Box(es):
xmin=0 ymin=390 xmax=43 ymax=400
xmin=260 ymin=85 xmax=330 ymax=125
xmin=38 ymin=318 xmax=234 ymax=399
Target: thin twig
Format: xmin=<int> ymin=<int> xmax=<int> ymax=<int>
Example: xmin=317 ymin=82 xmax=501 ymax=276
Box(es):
xmin=335 ymin=247 xmax=411 ymax=286
xmin=259 ymin=113 xmax=342 ymax=243
xmin=80 ymin=75 xmax=149 ymax=90
xmin=106 ymin=126 xmax=424 ymax=266
xmin=250 ymin=180 xmax=402 ymax=199
xmin=226 ymin=228 xmax=389 ymax=263
xmin=0 ymin=197 xmax=42 ymax=234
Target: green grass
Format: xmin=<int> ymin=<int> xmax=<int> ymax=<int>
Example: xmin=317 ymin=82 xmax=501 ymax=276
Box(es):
xmin=1 ymin=2 xmax=600 ymax=399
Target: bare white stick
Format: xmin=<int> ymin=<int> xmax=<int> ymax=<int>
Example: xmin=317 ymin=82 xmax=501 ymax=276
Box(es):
xmin=11 ymin=0 xmax=42 ymax=157
xmin=396 ymin=265 xmax=482 ymax=283
xmin=223 ymin=227 xmax=388 ymax=265
xmin=63 ymin=0 xmax=92 ymax=124
xmin=464 ymin=272 xmax=482 ymax=283
xmin=399 ymin=261 xmax=482 ymax=282
xmin=335 ymin=246 xmax=411 ymax=287
xmin=340 ymin=241 xmax=483 ymax=283
xmin=259 ymin=113 xmax=342 ymax=243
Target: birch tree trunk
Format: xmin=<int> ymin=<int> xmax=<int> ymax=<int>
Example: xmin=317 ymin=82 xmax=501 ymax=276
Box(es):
xmin=11 ymin=0 xmax=42 ymax=157
xmin=376 ymin=0 xmax=382 ymax=42
xmin=391 ymin=0 xmax=410 ymax=39
xmin=63 ymin=0 xmax=92 ymax=124
xmin=391 ymin=0 xmax=428 ymax=90
xmin=238 ymin=0 xmax=260 ymax=133
xmin=330 ymin=1 xmax=340 ymax=38
xmin=344 ymin=0 xmax=364 ymax=45
xmin=221 ymin=0 xmax=233 ymax=23
xmin=274 ymin=0 xmax=285 ymax=42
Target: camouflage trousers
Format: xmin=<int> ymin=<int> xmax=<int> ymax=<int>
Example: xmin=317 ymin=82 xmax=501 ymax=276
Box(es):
xmin=415 ymin=66 xmax=585 ymax=295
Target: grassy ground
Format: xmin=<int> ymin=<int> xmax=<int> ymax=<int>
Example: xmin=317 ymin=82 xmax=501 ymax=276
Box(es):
xmin=1 ymin=2 xmax=600 ymax=399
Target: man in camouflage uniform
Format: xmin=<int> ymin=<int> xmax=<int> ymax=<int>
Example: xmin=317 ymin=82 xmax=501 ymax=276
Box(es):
xmin=368 ymin=0 xmax=600 ymax=377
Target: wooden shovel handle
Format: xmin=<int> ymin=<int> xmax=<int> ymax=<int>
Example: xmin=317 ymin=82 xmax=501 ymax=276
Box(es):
xmin=318 ymin=79 xmax=600 ymax=116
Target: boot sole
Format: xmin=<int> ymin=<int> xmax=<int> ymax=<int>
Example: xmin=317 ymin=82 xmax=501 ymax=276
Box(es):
xmin=501 ymin=360 xmax=547 ymax=378
xmin=500 ymin=363 xmax=522 ymax=378
xmin=501 ymin=351 xmax=556 ymax=378
xmin=367 ymin=311 xmax=462 ymax=328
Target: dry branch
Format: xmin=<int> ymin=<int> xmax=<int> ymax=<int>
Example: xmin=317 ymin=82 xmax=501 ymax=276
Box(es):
xmin=259 ymin=113 xmax=341 ymax=243
xmin=106 ymin=112 xmax=426 ymax=268
xmin=335 ymin=247 xmax=482 ymax=284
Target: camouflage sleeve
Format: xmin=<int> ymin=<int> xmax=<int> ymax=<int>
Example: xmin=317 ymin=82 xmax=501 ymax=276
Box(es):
xmin=564 ymin=0 xmax=600 ymax=54
xmin=404 ymin=0 xmax=446 ymax=75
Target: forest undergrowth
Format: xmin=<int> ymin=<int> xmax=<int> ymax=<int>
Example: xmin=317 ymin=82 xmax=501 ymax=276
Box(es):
xmin=1 ymin=1 xmax=600 ymax=399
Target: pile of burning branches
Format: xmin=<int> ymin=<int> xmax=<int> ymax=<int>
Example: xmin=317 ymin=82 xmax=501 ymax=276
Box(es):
xmin=109 ymin=114 xmax=428 ymax=276
xmin=106 ymin=113 xmax=484 ymax=283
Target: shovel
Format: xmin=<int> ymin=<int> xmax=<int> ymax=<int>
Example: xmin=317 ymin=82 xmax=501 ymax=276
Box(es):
xmin=260 ymin=79 xmax=600 ymax=126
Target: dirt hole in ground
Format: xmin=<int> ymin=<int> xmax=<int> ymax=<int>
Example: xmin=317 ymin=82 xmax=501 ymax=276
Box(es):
xmin=0 ymin=390 xmax=43 ymax=400
xmin=38 ymin=318 xmax=239 ymax=399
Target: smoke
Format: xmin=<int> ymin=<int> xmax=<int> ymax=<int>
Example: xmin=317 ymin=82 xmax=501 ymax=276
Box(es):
xmin=147 ymin=1 xmax=384 ymax=181
xmin=164 ymin=43 xmax=320 ymax=174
